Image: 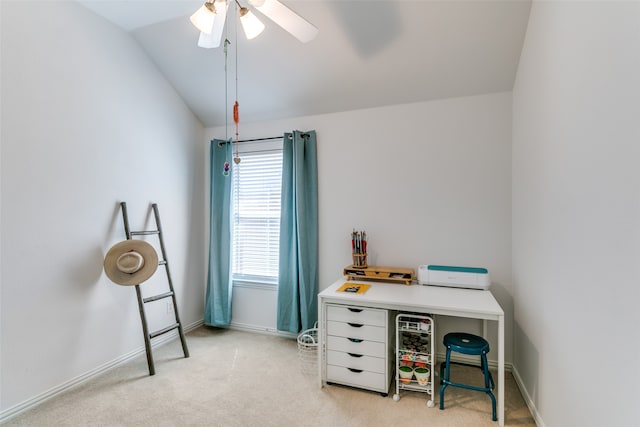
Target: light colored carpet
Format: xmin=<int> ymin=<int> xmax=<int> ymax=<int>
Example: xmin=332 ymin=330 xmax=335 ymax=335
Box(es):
xmin=3 ymin=327 xmax=536 ymax=426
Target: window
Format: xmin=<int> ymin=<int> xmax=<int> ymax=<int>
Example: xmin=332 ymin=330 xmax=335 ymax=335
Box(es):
xmin=231 ymin=142 xmax=283 ymax=286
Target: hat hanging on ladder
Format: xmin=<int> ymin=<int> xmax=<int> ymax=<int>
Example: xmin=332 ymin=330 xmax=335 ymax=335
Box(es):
xmin=104 ymin=240 xmax=159 ymax=286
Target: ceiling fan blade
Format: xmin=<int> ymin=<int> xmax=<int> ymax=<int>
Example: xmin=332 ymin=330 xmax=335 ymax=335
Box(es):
xmin=248 ymin=0 xmax=318 ymax=43
xmin=197 ymin=0 xmax=229 ymax=49
xmin=198 ymin=30 xmax=221 ymax=49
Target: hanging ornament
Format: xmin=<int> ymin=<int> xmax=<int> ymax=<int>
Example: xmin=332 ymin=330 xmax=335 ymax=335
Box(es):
xmin=233 ymin=100 xmax=241 ymax=164
xmin=223 ymin=161 xmax=230 ymax=176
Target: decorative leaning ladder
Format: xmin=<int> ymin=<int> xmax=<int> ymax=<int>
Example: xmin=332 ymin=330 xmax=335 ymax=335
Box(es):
xmin=120 ymin=201 xmax=189 ymax=375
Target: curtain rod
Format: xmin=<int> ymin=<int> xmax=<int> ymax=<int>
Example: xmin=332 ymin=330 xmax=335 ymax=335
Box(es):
xmin=216 ymin=133 xmax=309 ymax=147
xmin=217 ymin=136 xmax=281 ymax=147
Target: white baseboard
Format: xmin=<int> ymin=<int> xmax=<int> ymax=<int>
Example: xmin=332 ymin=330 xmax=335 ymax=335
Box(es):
xmin=228 ymin=321 xmax=297 ymax=339
xmin=511 ymin=366 xmax=545 ymax=427
xmin=183 ymin=319 xmax=205 ymax=334
xmin=0 ymin=319 xmax=203 ymax=424
xmin=435 ymin=351 xmax=513 ymax=372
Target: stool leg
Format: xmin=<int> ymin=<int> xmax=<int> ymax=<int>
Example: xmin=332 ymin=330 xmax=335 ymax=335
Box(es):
xmin=480 ymin=352 xmax=495 ymax=390
xmin=439 ymin=347 xmax=451 ymax=410
xmin=482 ymin=353 xmax=497 ymax=421
xmin=482 ymin=353 xmax=491 ymax=389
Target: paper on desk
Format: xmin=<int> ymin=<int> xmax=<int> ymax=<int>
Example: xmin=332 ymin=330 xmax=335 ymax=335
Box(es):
xmin=336 ymin=282 xmax=371 ymax=294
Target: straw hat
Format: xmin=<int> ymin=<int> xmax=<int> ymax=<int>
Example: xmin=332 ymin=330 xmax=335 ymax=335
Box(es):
xmin=104 ymin=240 xmax=158 ymax=286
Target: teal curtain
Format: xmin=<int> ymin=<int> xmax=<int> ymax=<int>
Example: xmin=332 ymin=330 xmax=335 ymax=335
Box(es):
xmin=205 ymin=139 xmax=233 ymax=327
xmin=277 ymin=130 xmax=319 ymax=333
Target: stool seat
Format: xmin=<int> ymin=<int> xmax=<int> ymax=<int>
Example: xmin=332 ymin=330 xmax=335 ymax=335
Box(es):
xmin=440 ymin=332 xmax=496 ymax=422
xmin=443 ymin=332 xmax=490 ymax=356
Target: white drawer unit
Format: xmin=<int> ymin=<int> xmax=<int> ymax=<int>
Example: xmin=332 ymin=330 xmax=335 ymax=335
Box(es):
xmin=323 ymin=303 xmax=393 ymax=395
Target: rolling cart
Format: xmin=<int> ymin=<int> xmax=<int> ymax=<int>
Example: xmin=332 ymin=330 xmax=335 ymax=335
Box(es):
xmin=392 ymin=313 xmax=435 ymax=407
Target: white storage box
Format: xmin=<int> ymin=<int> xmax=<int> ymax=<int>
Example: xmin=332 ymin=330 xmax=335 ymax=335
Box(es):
xmin=418 ymin=265 xmax=490 ymax=290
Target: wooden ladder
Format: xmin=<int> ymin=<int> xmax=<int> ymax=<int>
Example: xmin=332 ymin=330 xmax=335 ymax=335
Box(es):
xmin=120 ymin=201 xmax=189 ymax=375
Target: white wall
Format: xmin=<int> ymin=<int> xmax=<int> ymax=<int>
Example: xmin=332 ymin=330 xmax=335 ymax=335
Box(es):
xmin=512 ymin=2 xmax=640 ymax=426
xmin=206 ymin=92 xmax=513 ymax=360
xmin=0 ymin=1 xmax=205 ymax=416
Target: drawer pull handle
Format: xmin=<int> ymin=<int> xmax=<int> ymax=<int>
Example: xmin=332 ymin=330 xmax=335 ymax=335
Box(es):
xmin=347 ymin=308 xmax=363 ymax=313
xmin=347 ymin=338 xmax=363 ymax=343
xmin=347 ymin=368 xmax=363 ymax=373
xmin=348 ymin=322 xmax=363 ymax=328
xmin=347 ymin=353 xmax=363 ymax=358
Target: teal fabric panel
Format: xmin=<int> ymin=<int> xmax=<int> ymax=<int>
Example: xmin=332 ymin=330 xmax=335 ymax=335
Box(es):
xmin=277 ymin=130 xmax=319 ymax=334
xmin=428 ymin=265 xmax=488 ymax=274
xmin=205 ymin=139 xmax=233 ymax=327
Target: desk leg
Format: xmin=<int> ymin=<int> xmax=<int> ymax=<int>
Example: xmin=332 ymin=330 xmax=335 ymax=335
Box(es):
xmin=318 ymin=299 xmax=325 ymax=388
xmin=498 ymin=314 xmax=504 ymax=426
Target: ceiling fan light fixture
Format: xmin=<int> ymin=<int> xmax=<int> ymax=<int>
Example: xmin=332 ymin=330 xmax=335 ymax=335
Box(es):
xmin=239 ymin=7 xmax=265 ymax=40
xmin=248 ymin=0 xmax=318 ymax=43
xmin=190 ymin=1 xmax=217 ymax=34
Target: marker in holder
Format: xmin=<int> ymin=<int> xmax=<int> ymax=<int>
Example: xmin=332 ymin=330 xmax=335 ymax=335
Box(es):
xmin=351 ymin=229 xmax=367 ymax=269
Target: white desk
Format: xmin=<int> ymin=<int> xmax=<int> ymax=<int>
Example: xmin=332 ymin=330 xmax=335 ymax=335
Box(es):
xmin=318 ymin=278 xmax=505 ymax=426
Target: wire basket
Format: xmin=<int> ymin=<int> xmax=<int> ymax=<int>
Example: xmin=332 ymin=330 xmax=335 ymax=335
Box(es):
xmin=297 ymin=323 xmax=318 ymax=375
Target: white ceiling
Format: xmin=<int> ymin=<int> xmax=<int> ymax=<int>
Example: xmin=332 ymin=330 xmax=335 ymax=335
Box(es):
xmin=78 ymin=0 xmax=531 ymax=127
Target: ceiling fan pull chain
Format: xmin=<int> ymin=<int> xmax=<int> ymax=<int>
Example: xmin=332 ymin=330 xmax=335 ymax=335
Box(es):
xmin=224 ymin=37 xmax=230 ymax=139
xmin=223 ymin=37 xmax=231 ymax=176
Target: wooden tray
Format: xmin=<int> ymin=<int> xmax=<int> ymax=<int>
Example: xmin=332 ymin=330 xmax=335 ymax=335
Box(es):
xmin=343 ymin=265 xmax=415 ymax=286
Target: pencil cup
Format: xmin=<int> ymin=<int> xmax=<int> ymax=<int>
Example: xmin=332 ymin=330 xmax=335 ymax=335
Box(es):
xmin=352 ymin=253 xmax=367 ymax=268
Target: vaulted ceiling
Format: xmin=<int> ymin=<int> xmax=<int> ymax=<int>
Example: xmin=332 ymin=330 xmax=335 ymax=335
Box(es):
xmin=78 ymin=0 xmax=531 ymax=127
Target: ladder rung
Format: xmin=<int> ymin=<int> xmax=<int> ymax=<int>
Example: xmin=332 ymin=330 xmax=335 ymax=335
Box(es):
xmin=143 ymin=291 xmax=174 ymax=304
xmin=130 ymin=230 xmax=160 ymax=236
xmin=149 ymin=323 xmax=180 ymax=339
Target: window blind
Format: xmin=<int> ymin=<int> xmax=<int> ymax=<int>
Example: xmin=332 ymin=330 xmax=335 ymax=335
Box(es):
xmin=232 ymin=149 xmax=283 ymax=284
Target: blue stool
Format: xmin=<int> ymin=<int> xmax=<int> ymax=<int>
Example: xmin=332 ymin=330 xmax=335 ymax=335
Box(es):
xmin=439 ymin=332 xmax=496 ymax=421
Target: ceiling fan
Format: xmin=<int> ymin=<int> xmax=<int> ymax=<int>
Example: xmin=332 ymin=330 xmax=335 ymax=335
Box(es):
xmin=190 ymin=0 xmax=319 ymax=49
